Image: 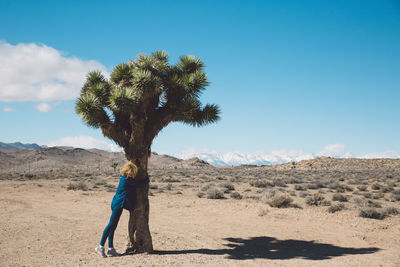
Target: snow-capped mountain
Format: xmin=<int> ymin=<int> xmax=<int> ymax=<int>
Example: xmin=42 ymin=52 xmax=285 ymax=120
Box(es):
xmin=174 ymin=149 xmax=314 ymax=166
xmin=174 ymin=146 xmax=400 ymax=167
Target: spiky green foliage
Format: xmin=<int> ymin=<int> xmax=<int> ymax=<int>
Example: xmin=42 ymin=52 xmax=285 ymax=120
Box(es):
xmin=75 ymin=51 xmax=220 ymax=154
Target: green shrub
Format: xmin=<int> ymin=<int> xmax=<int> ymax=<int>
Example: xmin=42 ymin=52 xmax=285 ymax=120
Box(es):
xmin=230 ymin=191 xmax=242 ymax=199
xmin=328 ymin=204 xmax=345 ymax=213
xmin=268 ymin=195 xmax=293 ymax=208
xmin=332 ymin=193 xmax=348 ymax=202
xmin=197 ymin=192 xmax=205 ymax=198
xmin=371 ymin=183 xmax=382 ymax=190
xmin=221 ymin=182 xmax=235 ymax=192
xmin=249 ymin=179 xmax=274 ymax=188
xmin=306 ymin=193 xmax=325 ymax=206
xmin=67 ymin=181 xmax=88 ymax=191
xmin=299 ymin=191 xmax=310 ymax=198
xmin=273 ymin=179 xmax=287 ymax=187
xmin=359 ymin=208 xmax=387 ymax=220
xmin=206 ymin=188 xmax=225 ymax=199
xmin=385 ymin=207 xmax=399 ymax=215
xmin=357 ymin=185 xmax=368 ymax=191
xmin=294 ymin=184 xmax=307 ymax=191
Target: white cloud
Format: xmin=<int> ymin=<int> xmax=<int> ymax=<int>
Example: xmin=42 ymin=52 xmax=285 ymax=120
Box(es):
xmin=0 ymin=41 xmax=108 ymax=102
xmin=45 ymin=136 xmax=122 ymax=152
xmin=2 ymin=106 xmax=16 ymax=112
xmin=35 ymin=103 xmax=53 ymax=112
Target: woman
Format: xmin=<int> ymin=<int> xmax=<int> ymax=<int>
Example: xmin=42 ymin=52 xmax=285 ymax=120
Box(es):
xmin=95 ymin=161 xmax=149 ymax=257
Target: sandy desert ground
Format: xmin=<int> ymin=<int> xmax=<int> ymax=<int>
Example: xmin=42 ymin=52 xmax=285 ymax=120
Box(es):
xmin=1 ymin=176 xmax=399 ymax=266
xmin=1 ymin=149 xmax=400 ymax=266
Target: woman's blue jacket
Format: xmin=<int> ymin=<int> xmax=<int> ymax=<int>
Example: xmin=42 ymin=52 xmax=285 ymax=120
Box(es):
xmin=111 ymin=176 xmax=150 ymax=211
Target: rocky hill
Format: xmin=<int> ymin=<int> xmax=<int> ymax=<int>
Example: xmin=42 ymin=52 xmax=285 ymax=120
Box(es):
xmin=270 ymin=156 xmax=400 ymax=171
xmin=0 ymin=146 xmax=182 ymax=176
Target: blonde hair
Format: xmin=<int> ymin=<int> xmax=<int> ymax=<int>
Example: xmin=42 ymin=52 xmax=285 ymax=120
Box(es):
xmin=120 ymin=162 xmax=138 ymax=178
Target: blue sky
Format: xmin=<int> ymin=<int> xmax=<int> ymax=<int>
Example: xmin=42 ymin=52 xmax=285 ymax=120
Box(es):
xmin=0 ymin=0 xmax=399 ymax=161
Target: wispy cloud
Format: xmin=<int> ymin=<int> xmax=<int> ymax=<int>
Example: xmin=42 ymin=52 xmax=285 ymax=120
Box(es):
xmin=2 ymin=106 xmax=16 ymax=112
xmin=0 ymin=41 xmax=108 ymax=102
xmin=45 ymin=136 xmax=122 ymax=152
xmin=35 ymin=103 xmax=53 ymax=113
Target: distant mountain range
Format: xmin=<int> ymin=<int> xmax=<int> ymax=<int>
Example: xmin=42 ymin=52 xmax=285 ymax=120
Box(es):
xmin=0 ymin=142 xmax=43 ymax=150
xmin=2 ymin=142 xmax=400 ymax=167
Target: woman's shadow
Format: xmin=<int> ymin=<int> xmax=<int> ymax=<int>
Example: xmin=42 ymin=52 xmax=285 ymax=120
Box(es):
xmin=152 ymin=236 xmax=379 ymax=261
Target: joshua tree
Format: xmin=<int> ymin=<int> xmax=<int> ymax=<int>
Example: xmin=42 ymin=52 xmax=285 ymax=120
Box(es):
xmin=75 ymin=51 xmax=220 ymax=253
xmin=111 ymin=162 xmax=119 ymax=173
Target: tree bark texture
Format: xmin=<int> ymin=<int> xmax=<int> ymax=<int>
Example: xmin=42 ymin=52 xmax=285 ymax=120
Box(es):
xmin=125 ymin=152 xmax=154 ymax=254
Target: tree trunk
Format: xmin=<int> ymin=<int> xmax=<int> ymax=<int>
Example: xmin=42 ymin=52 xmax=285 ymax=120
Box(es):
xmin=125 ymin=152 xmax=153 ymax=254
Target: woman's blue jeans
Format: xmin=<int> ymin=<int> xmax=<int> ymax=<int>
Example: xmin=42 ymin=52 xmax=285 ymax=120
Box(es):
xmin=100 ymin=207 xmax=123 ymax=248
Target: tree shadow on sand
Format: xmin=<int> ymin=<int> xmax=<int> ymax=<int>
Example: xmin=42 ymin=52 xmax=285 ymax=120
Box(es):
xmin=153 ymin=236 xmax=379 ymax=260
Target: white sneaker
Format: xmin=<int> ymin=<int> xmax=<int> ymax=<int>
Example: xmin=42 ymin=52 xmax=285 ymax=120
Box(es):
xmin=95 ymin=245 xmax=107 ymax=257
xmin=107 ymin=247 xmax=119 ymax=257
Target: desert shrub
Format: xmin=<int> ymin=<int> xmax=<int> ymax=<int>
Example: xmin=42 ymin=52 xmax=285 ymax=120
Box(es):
xmin=307 ymin=183 xmax=319 ymax=190
xmin=206 ymin=188 xmax=225 ymax=199
xmin=336 ymin=187 xmax=346 ymax=193
xmin=162 ymin=177 xmax=181 ymax=183
xmin=230 ymin=191 xmax=242 ymax=200
xmin=166 ymin=183 xmax=173 ymax=190
xmin=288 ymin=190 xmax=296 ymax=196
xmin=367 ymin=200 xmax=382 ymax=208
xmin=305 ymin=193 xmax=325 ymax=206
xmin=201 ymin=183 xmax=214 ymax=191
xmin=332 ymin=193 xmax=348 ymax=202
xmin=386 ymin=181 xmax=396 ymax=187
xmin=284 ymin=177 xmax=301 ymax=184
xmin=294 ymin=184 xmax=307 ymax=191
xmin=246 ymin=195 xmax=260 ymax=200
xmin=363 ymin=192 xmax=372 ymax=199
xmin=267 ymin=195 xmax=293 ymax=208
xmin=328 ymin=204 xmax=345 ymax=213
xmin=353 ymin=197 xmax=364 ymax=206
xmin=372 ymin=193 xmax=384 ymax=199
xmin=359 ymin=208 xmax=387 ymax=220
xmin=371 ymin=183 xmax=382 ymax=190
xmin=316 ymin=181 xmax=327 ymax=188
xmin=196 ymin=192 xmax=205 ymax=198
xmin=357 ymin=185 xmax=368 ymax=191
xmin=385 ymin=207 xmax=399 ymax=215
xmin=328 ymin=182 xmax=340 ymax=190
xmin=299 ymin=191 xmax=310 ymax=198
xmin=262 ymin=188 xmax=278 ymax=201
xmin=249 ymin=179 xmax=274 ymax=188
xmin=220 ymin=182 xmax=235 ymax=192
xmin=94 ymin=180 xmax=107 ymax=186
xmin=273 ymin=179 xmax=287 ymax=187
xmin=344 ymin=185 xmax=353 ymax=192
xmin=389 ymin=192 xmax=400 ymax=202
xmin=67 ymin=181 xmax=88 ymax=191
xmin=355 ymin=199 xmax=382 ymax=208
xmin=321 ymin=199 xmax=332 ymax=206
xmin=149 ymin=184 xmax=159 ymax=189
xmin=380 ymin=186 xmax=393 ymax=193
